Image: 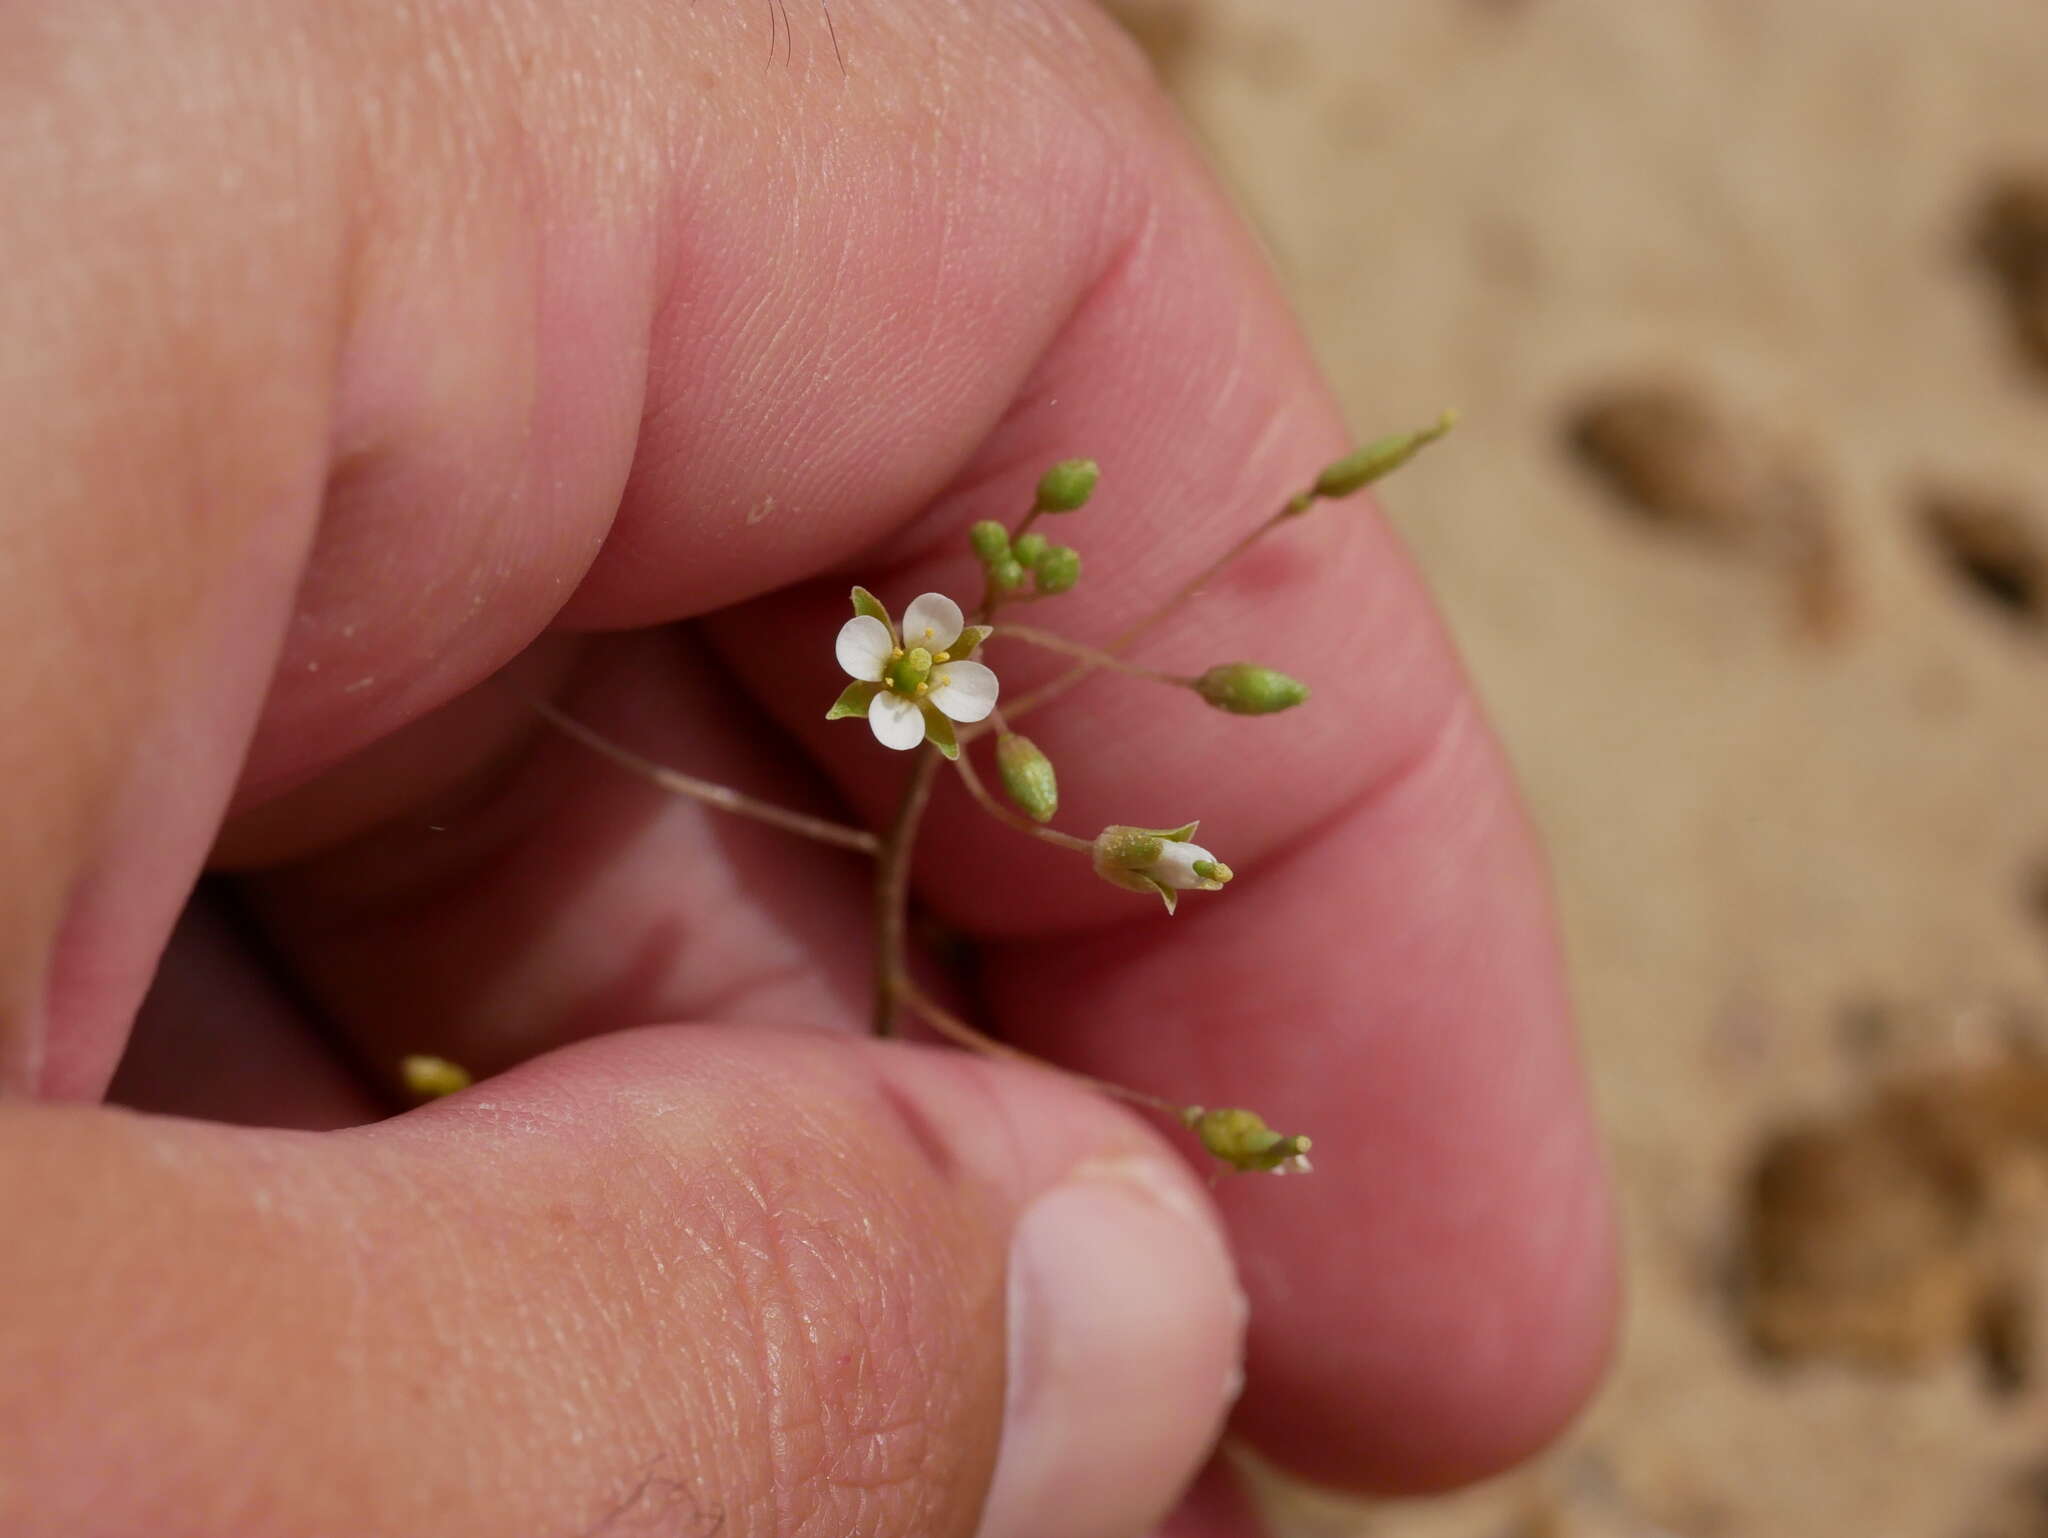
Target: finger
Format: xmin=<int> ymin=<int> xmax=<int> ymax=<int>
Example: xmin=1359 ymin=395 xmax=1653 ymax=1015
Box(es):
xmin=990 ymin=712 xmax=1619 ymax=1493
xmin=1 ymin=1026 xmax=1243 ymax=1538
xmin=1 ymin=0 xmax=1191 ymax=1096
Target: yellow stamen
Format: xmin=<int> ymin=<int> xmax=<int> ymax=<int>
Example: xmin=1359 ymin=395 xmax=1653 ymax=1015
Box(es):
xmin=914 ymin=682 xmax=929 ymax=697
xmin=932 ymin=651 xmax=950 ymax=663
xmin=889 ymin=646 xmax=904 ymax=660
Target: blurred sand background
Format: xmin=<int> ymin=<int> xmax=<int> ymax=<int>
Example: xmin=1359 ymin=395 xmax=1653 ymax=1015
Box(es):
xmin=1098 ymin=3 xmax=2048 ymax=1535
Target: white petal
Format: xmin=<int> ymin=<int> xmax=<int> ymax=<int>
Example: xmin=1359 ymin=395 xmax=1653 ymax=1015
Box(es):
xmin=867 ymin=691 xmax=928 ymax=750
xmin=902 ymin=592 xmax=964 ymax=652
xmin=1149 ymin=839 xmax=1218 ymax=889
xmin=835 ymin=615 xmax=894 ymax=681
xmin=926 ymin=659 xmax=998 ymax=723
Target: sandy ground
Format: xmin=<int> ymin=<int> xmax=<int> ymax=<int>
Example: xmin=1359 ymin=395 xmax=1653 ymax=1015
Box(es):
xmin=1102 ymin=2 xmax=2048 ymax=1535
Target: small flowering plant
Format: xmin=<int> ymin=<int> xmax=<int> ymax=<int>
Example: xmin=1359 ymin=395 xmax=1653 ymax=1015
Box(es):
xmin=524 ymin=415 xmax=1456 ymax=1174
xmin=828 ymin=589 xmax=995 ymax=755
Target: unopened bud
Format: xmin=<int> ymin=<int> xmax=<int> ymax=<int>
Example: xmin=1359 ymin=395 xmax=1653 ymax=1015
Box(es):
xmin=401 ymin=1054 xmax=472 ymax=1099
xmin=1013 ymin=531 xmax=1049 ymax=565
xmin=1035 ymin=458 xmax=1099 ymax=513
xmin=1194 ymin=663 xmax=1310 ymax=715
xmin=1091 ymin=820 xmax=1225 ymax=914
xmin=1033 ymin=545 xmax=1081 ymax=594
xmin=989 ymin=557 xmax=1028 ymax=594
xmin=996 ymin=734 xmax=1059 ymax=822
xmin=969 ymin=520 xmax=1011 ymax=563
xmin=1183 ymin=1106 xmax=1314 ymax=1174
xmin=1308 ymin=410 xmax=1458 ymax=503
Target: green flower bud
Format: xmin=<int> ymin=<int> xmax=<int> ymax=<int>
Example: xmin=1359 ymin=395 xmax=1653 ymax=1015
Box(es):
xmin=969 ymin=520 xmax=1011 ymax=563
xmin=1033 ymin=544 xmax=1081 ymax=594
xmin=1012 ymin=531 xmax=1049 ymax=565
xmin=1182 ymin=1106 xmax=1314 ymax=1175
xmin=1307 ymin=410 xmax=1458 ymax=504
xmin=401 ymin=1054 xmax=472 ymax=1099
xmin=1193 ymin=663 xmax=1311 ymax=715
xmin=1034 ymin=458 xmax=1099 ymax=513
xmin=1091 ymin=820 xmax=1223 ymax=914
xmin=996 ymin=734 xmax=1059 ymax=822
xmin=989 ymin=557 xmax=1028 ymax=594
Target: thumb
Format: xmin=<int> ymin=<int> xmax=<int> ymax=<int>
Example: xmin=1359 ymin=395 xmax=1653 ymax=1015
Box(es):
xmin=2 ymin=1024 xmax=1244 ymax=1538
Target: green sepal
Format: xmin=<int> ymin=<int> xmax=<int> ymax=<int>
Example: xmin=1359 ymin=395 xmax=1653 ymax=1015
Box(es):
xmin=1150 ymin=878 xmax=1179 ymax=915
xmin=920 ymin=703 xmax=961 ymax=760
xmin=849 ymin=586 xmax=892 ymax=625
xmin=1132 ymin=820 xmax=1199 ymax=842
xmin=951 ymin=625 xmax=992 ymax=656
xmin=826 ymin=680 xmax=882 ymax=720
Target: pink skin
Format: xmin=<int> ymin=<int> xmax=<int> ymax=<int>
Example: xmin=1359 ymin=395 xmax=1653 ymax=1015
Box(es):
xmin=5 ymin=0 xmax=1616 ymax=1527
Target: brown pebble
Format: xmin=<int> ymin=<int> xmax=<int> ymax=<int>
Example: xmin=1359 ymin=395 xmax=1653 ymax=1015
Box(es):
xmin=1918 ymin=485 xmax=2046 ymax=627
xmin=1971 ymin=173 xmax=2048 ymax=378
xmin=1566 ymin=382 xmax=1847 ymax=636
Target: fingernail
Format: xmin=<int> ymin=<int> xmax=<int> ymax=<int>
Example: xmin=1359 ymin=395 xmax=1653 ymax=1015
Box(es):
xmin=976 ymin=1155 xmax=1246 ymax=1538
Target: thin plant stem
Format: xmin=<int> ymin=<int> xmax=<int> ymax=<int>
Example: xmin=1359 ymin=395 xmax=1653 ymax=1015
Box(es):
xmin=951 ymin=748 xmax=1094 ymax=853
xmin=995 ymin=623 xmax=1193 ymax=688
xmin=534 ymin=700 xmax=880 ymax=855
xmin=971 ymin=505 xmax=1292 ymax=735
xmin=893 ymin=973 xmax=1178 ymax=1115
xmin=871 ymin=743 xmax=942 ymax=1036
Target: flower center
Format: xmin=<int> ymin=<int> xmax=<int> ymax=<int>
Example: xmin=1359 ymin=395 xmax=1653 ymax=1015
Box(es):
xmin=887 ymin=646 xmax=934 ymax=696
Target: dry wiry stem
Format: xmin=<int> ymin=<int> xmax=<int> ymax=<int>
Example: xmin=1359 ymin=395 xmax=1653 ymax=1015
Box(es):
xmin=533 ymin=699 xmax=880 ymax=855
xmin=994 ymin=623 xmax=1193 ymax=687
xmin=971 ymin=508 xmax=1288 ymax=735
xmin=951 ymin=747 xmax=1093 ymax=852
xmin=871 ymin=744 xmax=942 ymax=1035
xmin=892 ymin=974 xmax=1178 ymax=1115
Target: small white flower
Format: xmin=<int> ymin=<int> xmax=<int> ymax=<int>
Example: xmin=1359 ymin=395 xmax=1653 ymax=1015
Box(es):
xmin=1091 ymin=821 xmax=1233 ymax=914
xmin=829 ymin=589 xmax=998 ymax=757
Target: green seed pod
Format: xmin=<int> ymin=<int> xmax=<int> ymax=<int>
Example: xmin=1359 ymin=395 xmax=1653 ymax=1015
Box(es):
xmin=1012 ymin=530 xmax=1049 ymax=565
xmin=989 ymin=556 xmax=1028 ymax=594
xmin=1033 ymin=544 xmax=1081 ymax=594
xmin=1309 ymin=410 xmax=1458 ymax=502
xmin=1034 ymin=458 xmax=1100 ymax=513
xmin=969 ymin=520 xmax=1011 ymax=563
xmin=1193 ymin=663 xmax=1310 ymax=715
xmin=995 ymin=734 xmax=1059 ymax=822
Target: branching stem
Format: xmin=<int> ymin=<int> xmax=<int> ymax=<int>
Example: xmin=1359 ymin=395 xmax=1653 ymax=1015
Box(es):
xmin=971 ymin=503 xmax=1293 ymax=735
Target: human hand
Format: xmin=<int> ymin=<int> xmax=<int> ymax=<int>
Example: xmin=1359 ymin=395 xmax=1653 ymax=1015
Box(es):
xmin=0 ymin=2 xmax=1617 ymax=1533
